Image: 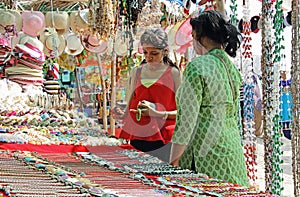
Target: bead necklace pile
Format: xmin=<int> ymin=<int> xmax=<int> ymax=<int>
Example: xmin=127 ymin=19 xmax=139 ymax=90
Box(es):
xmin=290 ymin=0 xmax=300 ymax=195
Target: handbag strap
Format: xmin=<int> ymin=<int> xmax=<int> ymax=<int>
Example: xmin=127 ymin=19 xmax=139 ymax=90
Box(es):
xmin=211 ymin=53 xmax=237 ymax=101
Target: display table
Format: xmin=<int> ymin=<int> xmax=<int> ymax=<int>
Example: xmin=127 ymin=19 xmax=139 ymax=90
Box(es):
xmin=0 ymin=144 xmax=278 ymax=197
xmin=0 ymin=143 xmax=88 ymax=153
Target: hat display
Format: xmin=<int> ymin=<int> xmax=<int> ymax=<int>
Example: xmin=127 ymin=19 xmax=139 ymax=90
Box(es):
xmin=15 ymin=42 xmax=45 ymax=62
xmin=6 ymin=64 xmax=44 ymax=86
xmin=69 ymin=10 xmax=90 ymax=33
xmin=81 ymin=33 xmax=107 ymax=54
xmin=40 ymin=28 xmax=66 ymax=57
xmin=18 ymin=33 xmax=44 ymax=52
xmin=0 ymin=9 xmax=22 ymax=35
xmin=64 ymin=33 xmax=84 ymax=56
xmin=45 ymin=11 xmax=69 ymax=35
xmin=43 ymin=80 xmax=60 ymax=95
xmin=22 ymin=11 xmax=45 ymax=37
xmin=5 ymin=64 xmax=43 ymax=77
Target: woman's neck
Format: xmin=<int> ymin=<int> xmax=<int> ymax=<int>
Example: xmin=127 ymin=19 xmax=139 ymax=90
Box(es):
xmin=201 ymin=36 xmax=222 ymax=52
xmin=205 ymin=43 xmax=222 ymax=52
xmin=145 ymin=63 xmax=166 ymax=71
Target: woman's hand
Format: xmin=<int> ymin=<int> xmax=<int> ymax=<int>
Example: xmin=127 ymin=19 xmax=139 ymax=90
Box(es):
xmin=130 ymin=100 xmax=157 ymax=117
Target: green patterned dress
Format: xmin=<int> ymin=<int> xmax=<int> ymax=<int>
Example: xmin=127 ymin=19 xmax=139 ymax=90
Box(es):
xmin=172 ymin=49 xmax=249 ymax=187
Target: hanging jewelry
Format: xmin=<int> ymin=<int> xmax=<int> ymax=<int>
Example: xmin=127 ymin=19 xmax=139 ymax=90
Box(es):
xmin=290 ymin=0 xmax=300 ymax=195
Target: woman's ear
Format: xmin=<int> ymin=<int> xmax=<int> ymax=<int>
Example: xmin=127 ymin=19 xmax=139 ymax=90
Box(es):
xmin=164 ymin=48 xmax=169 ymax=55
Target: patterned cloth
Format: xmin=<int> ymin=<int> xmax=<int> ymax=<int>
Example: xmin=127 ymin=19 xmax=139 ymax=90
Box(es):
xmin=172 ymin=49 xmax=249 ymax=187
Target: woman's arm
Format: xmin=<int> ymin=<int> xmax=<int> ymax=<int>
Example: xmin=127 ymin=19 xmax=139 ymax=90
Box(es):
xmin=112 ymin=67 xmax=140 ymax=119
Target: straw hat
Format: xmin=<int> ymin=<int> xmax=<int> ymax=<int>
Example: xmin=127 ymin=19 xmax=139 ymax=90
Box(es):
xmin=114 ymin=31 xmax=133 ymax=56
xmin=15 ymin=42 xmax=45 ymax=62
xmin=22 ymin=11 xmax=45 ymax=37
xmin=40 ymin=28 xmax=66 ymax=57
xmin=175 ymin=18 xmax=193 ymax=46
xmin=64 ymin=33 xmax=84 ymax=56
xmin=45 ymin=11 xmax=69 ymax=35
xmin=5 ymin=64 xmax=43 ymax=77
xmin=81 ymin=33 xmax=107 ymax=54
xmin=69 ymin=9 xmax=90 ymax=33
xmin=18 ymin=33 xmax=44 ymax=52
xmin=0 ymin=9 xmax=22 ymax=34
xmin=167 ymin=20 xmax=185 ymax=48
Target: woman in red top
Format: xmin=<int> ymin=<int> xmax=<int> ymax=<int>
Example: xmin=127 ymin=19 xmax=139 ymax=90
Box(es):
xmin=113 ymin=28 xmax=181 ymax=161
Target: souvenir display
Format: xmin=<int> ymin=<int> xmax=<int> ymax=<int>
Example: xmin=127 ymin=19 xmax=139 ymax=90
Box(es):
xmin=0 ymin=0 xmax=298 ymax=196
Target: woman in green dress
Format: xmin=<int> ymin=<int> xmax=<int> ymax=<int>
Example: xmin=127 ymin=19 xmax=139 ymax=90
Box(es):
xmin=170 ymin=10 xmax=249 ymax=187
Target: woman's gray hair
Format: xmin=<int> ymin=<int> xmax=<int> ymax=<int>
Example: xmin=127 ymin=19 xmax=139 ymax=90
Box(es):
xmin=140 ymin=28 xmax=168 ymax=49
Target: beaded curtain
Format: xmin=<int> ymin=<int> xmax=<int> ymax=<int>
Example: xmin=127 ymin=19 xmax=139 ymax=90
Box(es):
xmin=261 ymin=0 xmax=284 ymax=194
xmin=291 ymin=0 xmax=300 ymax=196
xmin=271 ymin=0 xmax=285 ymax=194
xmin=240 ymin=0 xmax=258 ymax=187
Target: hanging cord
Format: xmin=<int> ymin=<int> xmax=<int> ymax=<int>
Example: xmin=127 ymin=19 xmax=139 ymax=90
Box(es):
xmin=49 ymin=0 xmax=59 ymax=58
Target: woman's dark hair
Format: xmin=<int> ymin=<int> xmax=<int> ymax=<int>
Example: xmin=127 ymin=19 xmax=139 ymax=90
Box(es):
xmin=190 ymin=10 xmax=242 ymax=57
xmin=140 ymin=28 xmax=178 ymax=69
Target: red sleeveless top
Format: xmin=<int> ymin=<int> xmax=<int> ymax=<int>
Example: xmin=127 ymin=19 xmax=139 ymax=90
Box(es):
xmin=119 ymin=66 xmax=177 ymax=144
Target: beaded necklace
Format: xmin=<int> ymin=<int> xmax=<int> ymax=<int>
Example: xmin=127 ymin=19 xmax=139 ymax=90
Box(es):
xmin=261 ymin=0 xmax=278 ymax=193
xmin=290 ymin=0 xmax=300 ymax=195
xmin=239 ymin=0 xmax=258 ymax=187
xmin=270 ymin=0 xmax=285 ymax=195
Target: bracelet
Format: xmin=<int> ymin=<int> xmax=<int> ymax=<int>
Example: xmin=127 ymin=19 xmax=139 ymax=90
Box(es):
xmin=136 ymin=108 xmax=142 ymax=121
xmin=162 ymin=111 xmax=168 ymax=120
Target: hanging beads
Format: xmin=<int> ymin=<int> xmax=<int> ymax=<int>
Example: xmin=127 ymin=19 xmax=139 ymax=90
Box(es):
xmin=290 ymin=0 xmax=300 ymax=196
xmin=240 ymin=0 xmax=258 ymax=187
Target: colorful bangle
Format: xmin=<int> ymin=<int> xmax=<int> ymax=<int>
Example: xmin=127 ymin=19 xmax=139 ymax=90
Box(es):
xmin=136 ymin=108 xmax=142 ymax=121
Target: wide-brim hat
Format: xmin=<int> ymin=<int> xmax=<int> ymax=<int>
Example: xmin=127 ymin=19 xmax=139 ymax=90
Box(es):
xmin=69 ymin=10 xmax=90 ymax=33
xmin=18 ymin=33 xmax=44 ymax=52
xmin=40 ymin=29 xmax=66 ymax=57
xmin=15 ymin=42 xmax=45 ymax=62
xmin=114 ymin=31 xmax=133 ymax=56
xmin=64 ymin=33 xmax=84 ymax=56
xmin=81 ymin=33 xmax=107 ymax=54
xmin=9 ymin=77 xmax=44 ymax=86
xmin=168 ymin=20 xmax=185 ymax=48
xmin=175 ymin=18 xmax=193 ymax=46
xmin=0 ymin=9 xmax=22 ymax=34
xmin=5 ymin=64 xmax=43 ymax=77
xmin=45 ymin=11 xmax=69 ymax=35
xmin=22 ymin=11 xmax=45 ymax=37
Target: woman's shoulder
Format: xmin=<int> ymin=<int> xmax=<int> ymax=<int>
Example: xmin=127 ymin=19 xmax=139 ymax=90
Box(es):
xmin=170 ymin=66 xmax=181 ymax=77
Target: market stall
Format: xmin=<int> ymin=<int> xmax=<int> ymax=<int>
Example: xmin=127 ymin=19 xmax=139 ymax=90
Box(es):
xmin=0 ymin=0 xmax=298 ymax=196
